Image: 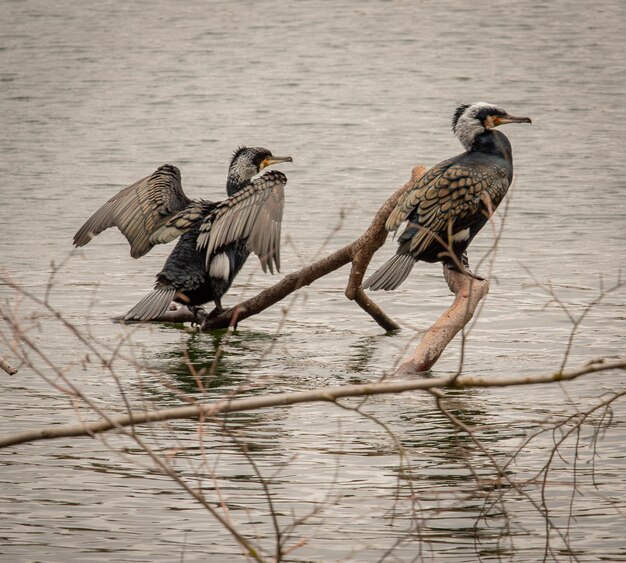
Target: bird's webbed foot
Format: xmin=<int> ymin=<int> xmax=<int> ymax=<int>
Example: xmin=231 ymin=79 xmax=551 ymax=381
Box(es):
xmin=188 ymin=305 xmax=208 ymax=326
xmin=205 ymin=305 xmax=225 ymax=320
xmin=444 ymin=254 xmax=486 ymax=281
xmin=201 ymin=304 xmax=228 ymax=331
xmin=205 ymin=297 xmax=225 ymax=320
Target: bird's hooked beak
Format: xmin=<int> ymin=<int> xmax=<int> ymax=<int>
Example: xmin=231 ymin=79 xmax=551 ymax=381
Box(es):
xmin=491 ymin=113 xmax=532 ymax=127
xmin=260 ymin=155 xmax=293 ymax=170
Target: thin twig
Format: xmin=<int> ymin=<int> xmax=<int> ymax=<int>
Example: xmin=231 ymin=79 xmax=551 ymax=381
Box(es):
xmin=1 ymin=358 xmax=623 ymax=449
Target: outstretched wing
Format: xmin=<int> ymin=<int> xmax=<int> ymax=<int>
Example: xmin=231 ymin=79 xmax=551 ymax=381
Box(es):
xmin=73 ymin=164 xmax=193 ymax=258
xmin=197 ymin=170 xmax=287 ymax=274
xmin=149 ymin=200 xmax=216 ymax=248
xmin=386 ymin=158 xmax=509 ymax=255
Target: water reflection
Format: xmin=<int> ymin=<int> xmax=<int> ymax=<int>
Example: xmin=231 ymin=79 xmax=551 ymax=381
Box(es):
xmin=157 ymin=329 xmax=239 ymax=391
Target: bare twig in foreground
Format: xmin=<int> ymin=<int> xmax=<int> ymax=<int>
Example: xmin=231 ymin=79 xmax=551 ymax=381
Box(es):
xmin=1 ymin=358 xmax=623 ymax=449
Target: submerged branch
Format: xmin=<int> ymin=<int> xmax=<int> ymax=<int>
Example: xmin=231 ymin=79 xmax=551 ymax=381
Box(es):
xmin=108 ymin=162 xmax=490 ymax=378
xmin=2 ymin=358 xmax=623 ymax=449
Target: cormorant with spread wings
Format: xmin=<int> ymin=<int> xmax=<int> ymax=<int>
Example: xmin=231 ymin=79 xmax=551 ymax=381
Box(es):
xmin=73 ymin=146 xmax=292 ymax=321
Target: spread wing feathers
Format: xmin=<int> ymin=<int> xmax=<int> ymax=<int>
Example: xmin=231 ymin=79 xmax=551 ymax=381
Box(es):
xmin=361 ymin=254 xmax=415 ymax=291
xmin=387 ymin=160 xmax=509 ymax=256
xmin=124 ymin=288 xmax=177 ymax=321
xmin=197 ymin=170 xmax=287 ymax=272
xmin=148 ymin=200 xmax=216 ymax=247
xmin=73 ymin=164 xmax=192 ymax=258
xmin=246 ymin=177 xmax=285 ymax=274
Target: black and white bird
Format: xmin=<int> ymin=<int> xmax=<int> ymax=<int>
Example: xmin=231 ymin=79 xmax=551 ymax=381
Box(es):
xmin=73 ymin=147 xmax=292 ymax=321
xmin=362 ymin=102 xmax=531 ymax=291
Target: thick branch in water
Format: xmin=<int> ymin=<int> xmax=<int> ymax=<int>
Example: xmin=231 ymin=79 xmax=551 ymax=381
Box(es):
xmin=116 ymin=162 xmax=486 ymax=376
xmin=396 ymin=269 xmax=490 ymax=376
xmin=106 ymin=161 xmax=486 ymax=377
xmin=343 ymin=165 xmax=427 ymax=331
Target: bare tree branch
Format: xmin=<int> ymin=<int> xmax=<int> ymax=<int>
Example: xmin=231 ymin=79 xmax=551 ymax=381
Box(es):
xmin=396 ymin=270 xmax=490 ymax=376
xmin=202 ymin=243 xmax=355 ymax=329
xmin=343 ymin=165 xmax=428 ymax=331
xmin=1 ymin=358 xmax=623 ymax=449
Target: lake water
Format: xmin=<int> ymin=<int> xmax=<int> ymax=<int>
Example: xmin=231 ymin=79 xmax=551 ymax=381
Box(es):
xmin=1 ymin=0 xmax=625 ymax=561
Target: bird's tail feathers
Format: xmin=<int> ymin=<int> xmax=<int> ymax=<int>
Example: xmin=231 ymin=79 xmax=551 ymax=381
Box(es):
xmin=124 ymin=288 xmax=177 ymax=321
xmin=361 ymin=254 xmax=415 ymax=291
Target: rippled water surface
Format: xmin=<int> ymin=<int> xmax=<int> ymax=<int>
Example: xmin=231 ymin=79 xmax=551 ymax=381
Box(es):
xmin=1 ymin=0 xmax=625 ymax=561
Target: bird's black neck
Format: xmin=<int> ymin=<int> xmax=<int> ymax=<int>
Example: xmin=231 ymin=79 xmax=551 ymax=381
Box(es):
xmin=226 ymin=173 xmax=251 ymax=197
xmin=470 ymin=130 xmax=513 ymax=163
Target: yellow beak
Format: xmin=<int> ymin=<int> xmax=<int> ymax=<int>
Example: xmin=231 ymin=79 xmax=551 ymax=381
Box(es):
xmin=494 ymin=114 xmax=532 ymax=126
xmin=260 ymin=155 xmax=293 ymax=170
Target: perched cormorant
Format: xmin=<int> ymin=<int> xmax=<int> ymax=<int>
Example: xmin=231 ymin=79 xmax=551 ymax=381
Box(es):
xmin=73 ymin=147 xmax=293 ymax=321
xmin=362 ymin=102 xmax=531 ymax=291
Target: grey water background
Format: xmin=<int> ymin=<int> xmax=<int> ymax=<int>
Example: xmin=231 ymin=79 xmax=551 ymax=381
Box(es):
xmin=1 ymin=0 xmax=625 ymax=561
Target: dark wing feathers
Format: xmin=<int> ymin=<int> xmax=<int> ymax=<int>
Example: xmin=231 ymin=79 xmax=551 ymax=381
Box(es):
xmin=73 ymin=164 xmax=193 ymax=258
xmin=386 ymin=159 xmax=509 ymax=256
xmin=197 ymin=170 xmax=287 ymax=274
